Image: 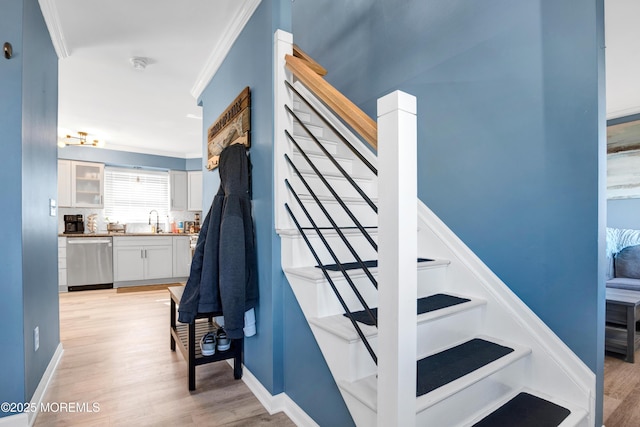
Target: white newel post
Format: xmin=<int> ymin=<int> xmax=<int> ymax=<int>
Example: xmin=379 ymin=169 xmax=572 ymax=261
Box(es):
xmin=273 ymin=29 xmax=293 ymax=232
xmin=377 ymin=91 xmax=417 ymax=427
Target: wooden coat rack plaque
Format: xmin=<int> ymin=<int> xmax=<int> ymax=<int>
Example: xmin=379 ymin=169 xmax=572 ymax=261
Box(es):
xmin=206 ymin=86 xmax=251 ymax=170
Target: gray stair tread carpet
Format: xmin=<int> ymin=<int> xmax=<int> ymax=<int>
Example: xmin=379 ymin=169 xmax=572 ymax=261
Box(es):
xmin=472 ymin=392 xmax=571 ymax=427
xmin=416 ymin=338 xmax=514 ymax=396
xmin=344 ymin=293 xmax=470 ymax=326
xmin=318 ymin=258 xmax=433 ymax=271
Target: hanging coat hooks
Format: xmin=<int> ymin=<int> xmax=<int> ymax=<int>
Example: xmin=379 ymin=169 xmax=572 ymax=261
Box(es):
xmin=3 ymin=42 xmax=12 ymax=59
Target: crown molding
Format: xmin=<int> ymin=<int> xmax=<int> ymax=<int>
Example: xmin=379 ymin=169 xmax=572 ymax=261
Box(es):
xmin=64 ymin=142 xmax=202 ymax=160
xmin=38 ymin=0 xmax=70 ymax=59
xmin=190 ymin=0 xmax=262 ymax=100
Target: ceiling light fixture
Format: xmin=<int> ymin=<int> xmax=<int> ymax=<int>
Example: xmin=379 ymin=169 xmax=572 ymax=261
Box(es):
xmin=130 ymin=57 xmax=148 ymax=71
xmin=58 ymin=131 xmax=104 ymax=148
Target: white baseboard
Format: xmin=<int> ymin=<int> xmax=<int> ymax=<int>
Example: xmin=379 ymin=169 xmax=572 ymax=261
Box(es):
xmin=28 ymin=343 xmax=64 ymax=426
xmin=0 ymin=413 xmax=27 ymax=427
xmin=229 ymin=360 xmax=319 ymax=427
xmin=0 ymin=343 xmax=63 ymax=427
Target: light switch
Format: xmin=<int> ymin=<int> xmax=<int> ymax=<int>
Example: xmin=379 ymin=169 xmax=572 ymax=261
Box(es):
xmin=49 ymin=198 xmax=56 ymax=217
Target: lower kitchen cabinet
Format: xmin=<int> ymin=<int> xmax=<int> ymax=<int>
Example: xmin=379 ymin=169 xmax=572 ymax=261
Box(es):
xmin=114 ymin=245 xmax=145 ymax=281
xmin=113 ymin=236 xmax=173 ymax=282
xmin=58 ymin=237 xmax=67 ymax=292
xmin=173 ymin=236 xmax=192 ymax=278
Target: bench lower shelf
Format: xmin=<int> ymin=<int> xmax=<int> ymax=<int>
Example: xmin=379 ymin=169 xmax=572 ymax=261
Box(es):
xmin=169 ymin=286 xmax=243 ymax=390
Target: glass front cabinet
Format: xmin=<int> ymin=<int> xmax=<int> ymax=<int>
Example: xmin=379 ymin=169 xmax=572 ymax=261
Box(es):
xmin=71 ymin=161 xmax=104 ymax=208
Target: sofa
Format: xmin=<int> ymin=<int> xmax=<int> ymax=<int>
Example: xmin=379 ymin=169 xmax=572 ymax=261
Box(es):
xmin=607 ymin=228 xmax=640 ymax=291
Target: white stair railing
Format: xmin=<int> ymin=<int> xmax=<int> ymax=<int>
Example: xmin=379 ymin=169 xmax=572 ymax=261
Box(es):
xmin=273 ymin=29 xmax=595 ymax=427
xmin=377 ymin=91 xmax=418 ymax=427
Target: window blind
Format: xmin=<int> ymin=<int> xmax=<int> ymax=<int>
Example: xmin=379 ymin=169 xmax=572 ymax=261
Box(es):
xmin=104 ymin=167 xmax=169 ymax=223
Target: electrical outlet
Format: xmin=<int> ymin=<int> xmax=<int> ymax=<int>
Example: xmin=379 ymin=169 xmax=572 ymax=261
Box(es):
xmin=34 ymin=326 xmax=39 ymax=351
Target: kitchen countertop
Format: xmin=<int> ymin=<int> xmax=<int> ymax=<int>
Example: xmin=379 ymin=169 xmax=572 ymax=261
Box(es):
xmin=59 ymin=233 xmax=199 ymax=237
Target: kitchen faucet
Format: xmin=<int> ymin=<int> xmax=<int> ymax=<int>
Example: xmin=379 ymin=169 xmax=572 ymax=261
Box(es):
xmin=149 ymin=210 xmax=160 ymax=233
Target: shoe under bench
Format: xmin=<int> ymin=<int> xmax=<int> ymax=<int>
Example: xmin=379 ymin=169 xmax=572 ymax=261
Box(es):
xmin=169 ymin=285 xmax=243 ymax=390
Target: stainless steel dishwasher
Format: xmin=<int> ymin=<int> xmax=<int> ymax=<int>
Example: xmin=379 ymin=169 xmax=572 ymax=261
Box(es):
xmin=66 ymin=237 xmax=114 ymax=291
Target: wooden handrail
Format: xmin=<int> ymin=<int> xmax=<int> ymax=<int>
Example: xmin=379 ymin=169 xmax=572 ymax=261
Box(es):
xmin=292 ymin=44 xmax=327 ymax=76
xmin=285 ymin=54 xmax=378 ymax=150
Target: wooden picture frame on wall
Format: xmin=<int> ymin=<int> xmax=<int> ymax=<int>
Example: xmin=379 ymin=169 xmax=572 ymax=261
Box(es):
xmin=607 ymin=115 xmax=640 ymax=199
xmin=206 ymin=87 xmax=251 ymax=170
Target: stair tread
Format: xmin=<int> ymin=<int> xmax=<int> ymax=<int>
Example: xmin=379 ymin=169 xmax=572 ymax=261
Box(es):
xmin=338 ymin=336 xmax=531 ymax=412
xmin=295 ymin=168 xmax=374 ymax=182
xmin=463 ymin=387 xmax=588 ymax=427
xmin=417 ymin=338 xmax=514 ymax=396
xmin=289 ymin=133 xmax=338 ymax=146
xmin=471 ymin=392 xmax=570 ymax=427
xmin=278 ymin=227 xmax=378 ymax=237
xmin=309 ymin=293 xmax=485 ymax=342
xmin=297 ymin=193 xmax=378 ymax=204
xmin=342 ymin=292 xmax=468 ymax=326
xmin=292 ymin=147 xmax=353 ymax=162
xmin=318 ymin=258 xmax=432 ymax=272
xmin=284 ymin=258 xmax=450 ymax=282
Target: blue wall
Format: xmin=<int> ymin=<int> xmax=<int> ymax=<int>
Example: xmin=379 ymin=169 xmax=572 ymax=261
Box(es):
xmin=185 ymin=157 xmax=202 ymax=171
xmin=21 ymin=0 xmax=60 ymax=400
xmin=199 ymin=0 xmax=285 ymax=395
xmin=58 ymin=146 xmax=202 ymax=171
xmin=0 ymin=0 xmax=59 ymax=413
xmin=0 ymin=0 xmax=27 ymax=412
xmin=197 ymin=2 xmax=353 ymax=425
xmin=293 ymin=0 xmax=605 ymax=424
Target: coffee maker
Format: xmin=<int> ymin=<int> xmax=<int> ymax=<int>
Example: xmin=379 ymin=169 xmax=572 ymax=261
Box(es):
xmin=64 ymin=214 xmax=85 ymax=234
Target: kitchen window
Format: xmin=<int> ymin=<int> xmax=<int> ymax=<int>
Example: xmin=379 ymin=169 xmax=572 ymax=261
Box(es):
xmin=104 ymin=167 xmax=169 ymax=224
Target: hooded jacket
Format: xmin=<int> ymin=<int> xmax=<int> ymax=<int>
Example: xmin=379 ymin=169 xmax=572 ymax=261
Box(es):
xmin=178 ymin=143 xmax=258 ymax=339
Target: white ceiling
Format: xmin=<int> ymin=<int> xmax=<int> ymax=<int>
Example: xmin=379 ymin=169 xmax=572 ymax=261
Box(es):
xmin=605 ymin=0 xmax=640 ymax=120
xmin=43 ymin=0 xmax=259 ymax=158
xmin=42 ymin=1 xmax=638 ymax=160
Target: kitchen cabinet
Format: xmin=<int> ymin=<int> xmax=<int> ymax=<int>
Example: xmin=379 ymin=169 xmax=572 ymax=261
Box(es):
xmin=58 ymin=160 xmax=104 ymax=208
xmin=58 ymin=160 xmax=72 ymax=207
xmin=113 ymin=236 xmax=173 ymax=282
xmin=173 ymin=236 xmax=192 ymax=277
xmin=170 ymin=171 xmax=188 ymax=211
xmin=58 ymin=237 xmax=67 ymax=292
xmin=188 ymin=171 xmax=202 ymax=212
xmin=72 ymin=161 xmax=104 ymax=208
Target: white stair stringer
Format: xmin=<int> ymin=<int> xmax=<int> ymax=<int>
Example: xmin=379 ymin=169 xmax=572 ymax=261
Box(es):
xmin=275 ymin=71 xmax=594 ymax=425
xmin=414 ymin=202 xmax=595 ymax=425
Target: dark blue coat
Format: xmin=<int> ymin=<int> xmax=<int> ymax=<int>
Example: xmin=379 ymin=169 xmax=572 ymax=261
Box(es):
xmin=178 ymin=144 xmax=258 ymax=339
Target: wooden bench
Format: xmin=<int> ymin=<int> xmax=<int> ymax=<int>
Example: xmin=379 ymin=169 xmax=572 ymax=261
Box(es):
xmin=169 ymin=285 xmax=243 ymax=390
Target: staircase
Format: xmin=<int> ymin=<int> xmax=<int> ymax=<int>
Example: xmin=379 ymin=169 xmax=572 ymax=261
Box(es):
xmin=274 ymin=30 xmax=594 ymax=427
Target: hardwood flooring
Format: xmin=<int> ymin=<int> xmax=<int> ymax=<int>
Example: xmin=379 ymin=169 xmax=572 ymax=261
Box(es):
xmin=605 ymin=348 xmax=640 ymax=426
xmin=35 ymin=289 xmax=295 ymax=427
xmin=36 ymin=287 xmax=640 ymax=426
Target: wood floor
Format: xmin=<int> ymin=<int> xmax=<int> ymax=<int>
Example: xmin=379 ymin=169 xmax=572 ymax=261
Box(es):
xmin=35 ymin=289 xmax=295 ymax=427
xmin=34 ymin=287 xmax=640 ymax=426
xmin=604 ymin=347 xmax=640 ymax=427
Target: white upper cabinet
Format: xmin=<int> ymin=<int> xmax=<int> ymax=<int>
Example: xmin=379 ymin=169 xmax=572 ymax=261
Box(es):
xmin=170 ymin=170 xmax=188 ymax=211
xmin=58 ymin=160 xmax=104 ymax=208
xmin=188 ymin=171 xmax=202 ymax=212
xmin=72 ymin=162 xmax=104 ymax=208
xmin=58 ymin=160 xmax=72 ymax=207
